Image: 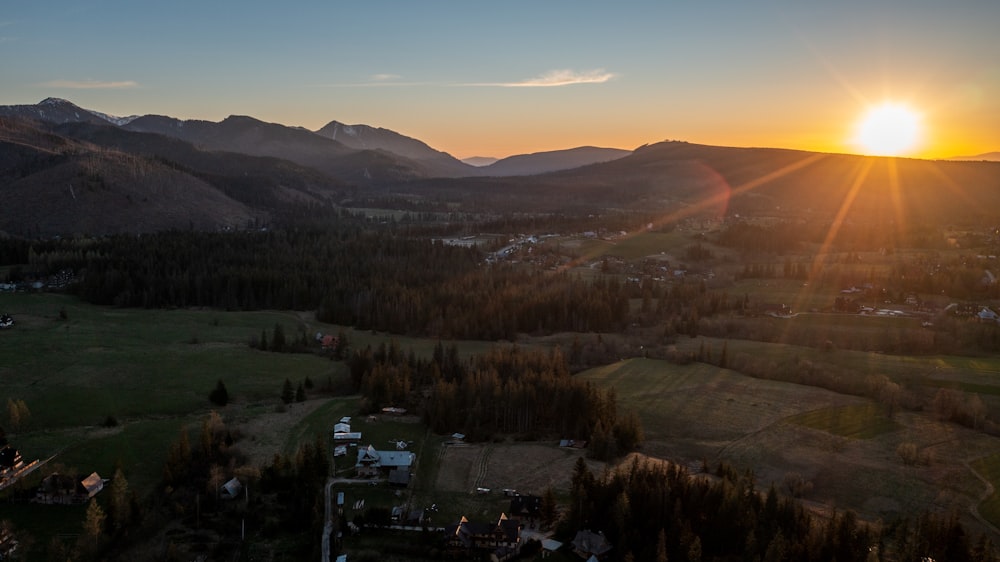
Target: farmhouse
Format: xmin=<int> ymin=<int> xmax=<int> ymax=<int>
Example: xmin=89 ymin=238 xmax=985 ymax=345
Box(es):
xmin=355 ymin=444 xmax=415 ymax=482
xmin=35 ymin=472 xmax=104 ymax=504
xmin=444 ymin=513 xmax=521 ymax=560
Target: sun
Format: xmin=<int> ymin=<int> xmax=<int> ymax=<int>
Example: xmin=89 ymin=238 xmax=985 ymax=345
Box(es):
xmin=854 ymin=102 xmax=922 ymax=156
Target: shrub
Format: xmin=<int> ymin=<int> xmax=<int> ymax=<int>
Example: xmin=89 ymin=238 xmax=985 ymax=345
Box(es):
xmin=209 ymin=380 xmax=229 ymax=406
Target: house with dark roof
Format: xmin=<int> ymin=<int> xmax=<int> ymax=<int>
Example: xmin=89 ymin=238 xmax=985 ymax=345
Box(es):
xmin=571 ymin=530 xmax=612 ymax=560
xmin=509 ymin=494 xmax=542 ymax=518
xmin=444 ymin=514 xmax=521 ymax=560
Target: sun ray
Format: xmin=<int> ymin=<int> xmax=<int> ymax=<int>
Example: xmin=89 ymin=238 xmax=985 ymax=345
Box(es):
xmin=554 ymin=152 xmax=830 ymax=274
xmin=791 ymin=158 xmax=876 ymax=315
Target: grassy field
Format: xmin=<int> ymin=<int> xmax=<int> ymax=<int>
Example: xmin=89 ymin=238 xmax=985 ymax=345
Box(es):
xmin=0 ymin=293 xmax=501 ymax=502
xmin=7 ymin=290 xmax=1000 ymax=543
xmin=576 ymin=357 xmax=1000 ymax=533
xmin=786 ymin=403 xmax=901 ymax=439
xmin=971 ymin=453 xmax=1000 ymax=527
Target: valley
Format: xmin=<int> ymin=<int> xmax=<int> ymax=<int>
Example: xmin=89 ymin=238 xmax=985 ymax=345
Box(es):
xmin=2 ymin=98 xmax=1000 ymax=560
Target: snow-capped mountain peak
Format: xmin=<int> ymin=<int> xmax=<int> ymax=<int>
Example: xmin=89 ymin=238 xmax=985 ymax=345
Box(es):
xmin=87 ymin=108 xmax=141 ymax=126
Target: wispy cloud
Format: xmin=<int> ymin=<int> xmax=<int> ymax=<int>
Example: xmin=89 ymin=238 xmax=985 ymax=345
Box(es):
xmin=39 ymin=79 xmax=139 ymax=90
xmin=469 ymin=69 xmax=616 ymax=88
xmin=319 ymin=68 xmax=616 ymax=89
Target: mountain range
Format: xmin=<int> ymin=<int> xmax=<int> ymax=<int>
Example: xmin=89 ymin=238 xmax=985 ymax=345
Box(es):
xmin=1 ymin=99 xmax=630 ymax=180
xmin=949 ymin=152 xmax=1000 ymax=162
xmin=2 ymin=98 xmax=999 ymax=237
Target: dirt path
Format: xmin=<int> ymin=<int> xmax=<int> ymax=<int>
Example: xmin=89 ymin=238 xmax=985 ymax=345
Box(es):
xmin=963 ymin=459 xmax=1000 ymax=538
xmin=473 ymin=445 xmax=494 ymax=489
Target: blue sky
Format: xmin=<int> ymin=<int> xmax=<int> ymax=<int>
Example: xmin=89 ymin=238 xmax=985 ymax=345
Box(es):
xmin=1 ymin=1 xmax=997 ymax=158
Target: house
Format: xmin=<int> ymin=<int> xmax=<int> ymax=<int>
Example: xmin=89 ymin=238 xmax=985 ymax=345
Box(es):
xmin=334 ymin=422 xmax=351 ymax=434
xmin=509 ymin=494 xmax=542 ymax=518
xmin=541 ymin=538 xmax=563 ymax=558
xmin=571 ymin=530 xmax=612 ymax=560
xmin=355 ymin=445 xmax=415 ymax=479
xmin=79 ymin=472 xmax=103 ymax=498
xmin=978 ymin=307 xmax=999 ymax=324
xmin=0 ymin=446 xmax=23 ymax=474
xmin=219 ymin=477 xmax=242 ymax=500
xmin=444 ymin=514 xmax=521 ymax=560
xmin=35 ymin=472 xmax=103 ymax=504
xmin=334 ymin=432 xmax=362 ymax=444
xmin=391 ymin=505 xmax=425 ymax=525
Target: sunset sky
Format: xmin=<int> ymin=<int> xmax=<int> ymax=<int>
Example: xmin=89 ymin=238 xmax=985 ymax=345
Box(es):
xmin=1 ymin=1 xmax=997 ymax=159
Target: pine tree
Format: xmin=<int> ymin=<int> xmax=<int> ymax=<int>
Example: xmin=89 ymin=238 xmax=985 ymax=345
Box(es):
xmin=688 ymin=536 xmax=702 ymax=562
xmin=281 ymin=378 xmax=294 ymax=404
xmin=6 ymin=399 xmax=19 ymax=432
xmin=656 ymin=528 xmax=669 ymax=562
xmin=295 ymin=381 xmax=306 ymax=402
xmin=540 ymin=486 xmax=558 ymax=529
xmin=271 ymin=323 xmax=286 ymax=352
xmin=109 ymin=467 xmax=131 ymax=530
xmin=83 ymin=498 xmax=106 ymax=545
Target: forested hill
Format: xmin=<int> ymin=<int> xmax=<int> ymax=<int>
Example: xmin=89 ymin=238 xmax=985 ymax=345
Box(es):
xmin=389 ymin=142 xmax=1000 ymax=222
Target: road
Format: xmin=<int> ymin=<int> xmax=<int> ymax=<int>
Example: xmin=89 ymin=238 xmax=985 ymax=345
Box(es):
xmin=321 ymin=478 xmax=334 ymax=562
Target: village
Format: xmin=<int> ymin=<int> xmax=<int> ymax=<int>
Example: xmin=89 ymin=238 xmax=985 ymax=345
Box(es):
xmin=320 ymin=410 xmax=612 ymax=562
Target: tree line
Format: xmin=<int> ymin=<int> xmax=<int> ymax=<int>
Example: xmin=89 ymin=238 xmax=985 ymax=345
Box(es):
xmin=348 ymin=342 xmax=643 ymax=458
xmin=6 ymin=226 xmax=764 ymax=343
xmin=561 ymin=456 xmax=995 ymax=562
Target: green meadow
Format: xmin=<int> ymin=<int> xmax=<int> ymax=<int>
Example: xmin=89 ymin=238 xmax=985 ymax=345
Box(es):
xmin=786 ymin=403 xmax=900 ymax=439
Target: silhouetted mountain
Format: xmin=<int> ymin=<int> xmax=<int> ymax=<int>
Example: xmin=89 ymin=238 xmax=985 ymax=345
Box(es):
xmin=481 ymin=146 xmax=631 ymax=176
xmin=0 ymin=118 xmax=354 ymax=236
xmin=125 ymin=114 xmax=438 ymax=183
xmin=397 ymin=141 xmax=1000 ymax=222
xmin=581 ymin=141 xmax=1000 ymax=222
xmin=0 ymin=98 xmax=116 ymax=126
xmin=949 ymin=151 xmax=1000 ymax=162
xmin=462 ymin=156 xmax=499 ymax=167
xmin=0 ymin=120 xmax=255 ymax=237
xmin=5 ymin=99 xmax=1000 ymax=235
xmin=316 ymin=120 xmax=477 ymax=177
xmin=52 ymin=121 xmax=348 ymax=207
